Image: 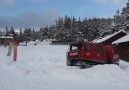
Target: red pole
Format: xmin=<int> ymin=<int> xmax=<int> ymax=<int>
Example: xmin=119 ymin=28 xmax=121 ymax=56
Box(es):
xmin=13 ymin=40 xmax=17 ymax=61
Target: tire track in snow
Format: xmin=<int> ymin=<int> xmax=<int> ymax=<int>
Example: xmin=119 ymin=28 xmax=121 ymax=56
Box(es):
xmin=0 ymin=67 xmax=25 ymax=90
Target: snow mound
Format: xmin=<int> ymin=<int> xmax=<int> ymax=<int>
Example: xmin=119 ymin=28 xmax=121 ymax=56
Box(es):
xmin=120 ymin=60 xmax=129 ymax=75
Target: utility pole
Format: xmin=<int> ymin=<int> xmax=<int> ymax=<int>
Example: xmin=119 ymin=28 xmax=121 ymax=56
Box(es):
xmin=70 ymin=7 xmax=74 ymax=42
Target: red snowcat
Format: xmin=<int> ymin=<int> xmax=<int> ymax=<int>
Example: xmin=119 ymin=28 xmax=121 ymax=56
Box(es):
xmin=66 ymin=42 xmax=119 ymax=68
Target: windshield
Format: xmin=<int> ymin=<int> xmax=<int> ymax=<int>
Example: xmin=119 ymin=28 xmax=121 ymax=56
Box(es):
xmin=70 ymin=43 xmax=83 ymax=51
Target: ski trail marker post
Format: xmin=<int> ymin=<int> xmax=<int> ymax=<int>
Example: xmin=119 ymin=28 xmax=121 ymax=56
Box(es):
xmin=13 ymin=40 xmax=17 ymax=61
xmin=7 ymin=42 xmax=14 ymax=56
xmin=12 ymin=30 xmax=17 ymax=62
xmin=7 ymin=30 xmax=17 ymax=61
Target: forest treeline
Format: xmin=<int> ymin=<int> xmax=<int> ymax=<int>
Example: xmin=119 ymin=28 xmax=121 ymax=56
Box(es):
xmin=2 ymin=16 xmax=113 ymax=43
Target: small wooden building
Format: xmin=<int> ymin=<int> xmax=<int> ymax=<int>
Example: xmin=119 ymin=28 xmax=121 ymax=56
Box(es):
xmin=112 ymin=34 xmax=129 ymax=62
xmin=92 ymin=30 xmax=127 ymax=45
xmin=0 ymin=34 xmax=14 ymax=45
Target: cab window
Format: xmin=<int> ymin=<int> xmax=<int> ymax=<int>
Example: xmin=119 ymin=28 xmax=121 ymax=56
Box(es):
xmin=70 ymin=43 xmax=83 ymax=51
xmin=96 ymin=45 xmax=103 ymax=52
xmin=85 ymin=44 xmax=92 ymax=51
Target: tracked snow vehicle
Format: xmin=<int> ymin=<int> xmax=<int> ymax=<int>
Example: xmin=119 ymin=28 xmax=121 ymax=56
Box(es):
xmin=66 ymin=42 xmax=119 ymax=68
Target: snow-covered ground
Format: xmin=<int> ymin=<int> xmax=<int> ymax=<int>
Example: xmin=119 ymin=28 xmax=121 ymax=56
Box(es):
xmin=0 ymin=41 xmax=129 ymax=90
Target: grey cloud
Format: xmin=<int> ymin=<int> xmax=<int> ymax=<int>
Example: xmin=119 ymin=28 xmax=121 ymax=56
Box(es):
xmin=0 ymin=8 xmax=60 ymax=29
xmin=0 ymin=0 xmax=15 ymax=8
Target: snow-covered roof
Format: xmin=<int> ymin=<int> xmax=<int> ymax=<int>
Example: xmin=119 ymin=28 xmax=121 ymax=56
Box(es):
xmin=0 ymin=36 xmax=13 ymax=39
xmin=112 ymin=34 xmax=129 ymax=44
xmin=92 ymin=30 xmax=127 ymax=43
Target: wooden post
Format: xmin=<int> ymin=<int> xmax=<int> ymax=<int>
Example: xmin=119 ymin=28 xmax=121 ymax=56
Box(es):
xmin=13 ymin=40 xmax=17 ymax=61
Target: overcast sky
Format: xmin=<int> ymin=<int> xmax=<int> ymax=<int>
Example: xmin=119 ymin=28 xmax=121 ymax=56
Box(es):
xmin=0 ymin=0 xmax=128 ymax=30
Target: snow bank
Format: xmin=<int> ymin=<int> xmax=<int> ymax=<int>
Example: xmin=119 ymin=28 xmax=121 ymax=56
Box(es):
xmin=0 ymin=42 xmax=129 ymax=90
xmin=119 ymin=60 xmax=129 ymax=75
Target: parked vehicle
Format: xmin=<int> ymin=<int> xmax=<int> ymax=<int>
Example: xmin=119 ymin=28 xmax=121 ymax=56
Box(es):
xmin=50 ymin=40 xmax=69 ymax=45
xmin=66 ymin=42 xmax=119 ymax=68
